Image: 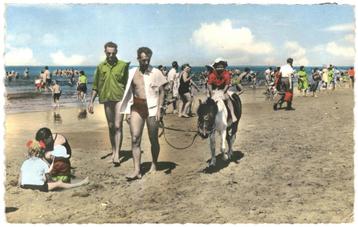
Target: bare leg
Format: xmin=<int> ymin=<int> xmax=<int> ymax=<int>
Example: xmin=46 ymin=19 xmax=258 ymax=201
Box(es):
xmin=182 ymin=93 xmax=192 ymax=117
xmin=172 ymin=99 xmax=177 ymax=113
xmin=180 ymin=95 xmax=186 ymax=117
xmin=127 ymin=110 xmax=145 ymax=179
xmin=104 ymin=102 xmax=116 ymax=162
xmin=48 ymin=177 xmax=89 ymax=191
xmin=146 ymin=116 xmax=160 ymax=173
xmin=113 ymin=102 xmax=124 ymax=163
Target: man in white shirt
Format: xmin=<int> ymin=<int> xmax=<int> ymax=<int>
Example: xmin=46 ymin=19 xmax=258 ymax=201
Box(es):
xmin=265 ymin=67 xmax=273 ymax=83
xmin=167 ymin=61 xmax=179 ymax=114
xmin=120 ymin=47 xmax=167 ymax=180
xmin=279 ymin=58 xmax=295 ymax=111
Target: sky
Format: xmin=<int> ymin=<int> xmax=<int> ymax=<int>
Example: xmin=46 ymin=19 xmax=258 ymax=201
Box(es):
xmin=3 ymin=3 xmax=356 ymax=67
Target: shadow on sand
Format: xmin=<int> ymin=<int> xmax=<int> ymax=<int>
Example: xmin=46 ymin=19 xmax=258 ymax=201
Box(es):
xmin=5 ymin=207 xmax=18 ymax=213
xmin=100 ymin=150 xmax=141 ymax=167
xmin=202 ymin=150 xmax=244 ymax=174
xmin=141 ymin=161 xmax=178 ymax=175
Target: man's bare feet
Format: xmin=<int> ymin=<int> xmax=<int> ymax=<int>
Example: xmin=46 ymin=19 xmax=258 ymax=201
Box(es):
xmin=126 ymin=172 xmax=142 ymax=181
xmin=105 ymin=152 xmax=120 ymax=166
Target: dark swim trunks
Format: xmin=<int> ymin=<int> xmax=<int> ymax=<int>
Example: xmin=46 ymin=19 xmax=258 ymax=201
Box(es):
xmin=53 ymin=93 xmax=61 ymax=102
xmin=77 ymin=83 xmax=87 ymax=93
xmin=131 ymin=97 xmax=149 ymax=119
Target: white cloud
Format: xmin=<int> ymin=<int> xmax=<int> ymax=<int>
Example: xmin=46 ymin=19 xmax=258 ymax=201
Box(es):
xmin=6 ymin=33 xmax=32 ymax=47
xmin=192 ymin=19 xmax=273 ymax=56
xmin=325 ymin=42 xmax=355 ymax=58
xmin=5 ymin=47 xmax=38 ymax=66
xmin=284 ymin=41 xmax=309 ymax=66
xmin=50 ymin=50 xmax=87 ymax=66
xmin=344 ymin=34 xmax=355 ymax=43
xmin=42 ymin=33 xmax=59 ymax=46
xmin=324 ymin=23 xmax=355 ymax=32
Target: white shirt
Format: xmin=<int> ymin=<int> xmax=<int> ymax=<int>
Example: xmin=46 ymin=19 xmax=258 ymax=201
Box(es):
xmin=21 ymin=157 xmax=49 ymax=185
xmin=167 ymin=68 xmax=178 ymax=82
xmin=120 ymin=66 xmax=168 ymax=117
xmin=280 ymin=64 xmax=294 ymax=78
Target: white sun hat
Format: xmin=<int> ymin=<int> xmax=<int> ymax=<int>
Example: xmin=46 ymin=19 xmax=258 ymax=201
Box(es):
xmin=211 ymin=58 xmax=228 ymax=68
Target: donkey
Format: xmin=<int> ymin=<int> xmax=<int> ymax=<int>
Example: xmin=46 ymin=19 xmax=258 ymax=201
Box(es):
xmin=197 ymin=91 xmax=242 ymax=166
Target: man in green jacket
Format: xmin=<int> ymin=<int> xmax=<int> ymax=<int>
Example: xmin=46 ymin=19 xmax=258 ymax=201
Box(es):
xmin=88 ymin=41 xmax=129 ymax=165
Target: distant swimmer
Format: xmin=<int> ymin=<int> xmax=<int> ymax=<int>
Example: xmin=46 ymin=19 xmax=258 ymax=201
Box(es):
xmin=50 ymin=80 xmax=61 ymax=109
xmin=44 ymin=66 xmax=51 ymax=92
xmin=23 ymin=67 xmax=29 ymax=79
xmin=88 ymin=42 xmax=130 ymax=165
xmin=77 ymin=70 xmax=88 ymax=103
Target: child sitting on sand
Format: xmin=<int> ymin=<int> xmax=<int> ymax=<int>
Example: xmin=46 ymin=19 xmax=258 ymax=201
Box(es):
xmin=19 ymin=140 xmax=88 ymax=192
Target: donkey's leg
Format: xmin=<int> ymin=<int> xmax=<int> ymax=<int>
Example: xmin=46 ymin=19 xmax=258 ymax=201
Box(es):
xmin=227 ymin=123 xmax=238 ymax=160
xmin=221 ymin=129 xmax=228 ymax=160
xmin=209 ymin=132 xmax=216 ymax=166
xmin=227 ymin=134 xmax=236 ymax=160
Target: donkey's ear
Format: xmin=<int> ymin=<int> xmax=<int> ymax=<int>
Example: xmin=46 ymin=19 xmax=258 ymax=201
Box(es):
xmin=198 ymin=99 xmax=202 ymax=105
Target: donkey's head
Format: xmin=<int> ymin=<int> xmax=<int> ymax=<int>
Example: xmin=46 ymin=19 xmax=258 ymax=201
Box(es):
xmin=197 ymin=98 xmax=218 ymax=139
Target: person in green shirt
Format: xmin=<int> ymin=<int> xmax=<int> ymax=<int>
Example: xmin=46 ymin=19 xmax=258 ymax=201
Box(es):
xmin=88 ymin=42 xmax=130 ymax=165
xmin=328 ymin=65 xmax=334 ymax=90
xmin=77 ymin=70 xmax=88 ymax=103
xmin=297 ymin=65 xmax=309 ymax=96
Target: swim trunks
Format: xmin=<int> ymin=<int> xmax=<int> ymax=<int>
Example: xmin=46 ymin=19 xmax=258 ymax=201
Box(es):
xmin=131 ymin=97 xmax=149 ymax=119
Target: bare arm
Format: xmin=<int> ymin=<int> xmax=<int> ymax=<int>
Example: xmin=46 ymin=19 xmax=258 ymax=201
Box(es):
xmin=208 ymin=84 xmax=213 ymax=97
xmin=88 ymin=90 xmax=98 ymax=114
xmin=156 ymin=85 xmax=165 ymax=121
xmin=182 ymin=72 xmax=191 ymax=82
xmin=88 ymin=67 xmax=99 ymax=114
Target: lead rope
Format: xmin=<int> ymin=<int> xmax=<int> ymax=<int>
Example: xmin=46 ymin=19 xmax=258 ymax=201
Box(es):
xmin=159 ymin=120 xmax=199 ymax=150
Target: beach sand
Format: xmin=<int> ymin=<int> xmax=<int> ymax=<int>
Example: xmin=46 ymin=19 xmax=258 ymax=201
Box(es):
xmin=4 ymin=87 xmax=354 ymax=223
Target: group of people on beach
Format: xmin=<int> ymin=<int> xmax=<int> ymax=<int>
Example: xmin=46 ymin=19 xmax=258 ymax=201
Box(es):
xmin=19 ymin=40 xmax=355 ymax=192
xmin=263 ymin=60 xmax=355 ymax=111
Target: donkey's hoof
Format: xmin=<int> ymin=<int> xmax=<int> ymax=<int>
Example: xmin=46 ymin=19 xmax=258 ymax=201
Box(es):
xmin=222 ymin=153 xmax=229 ymax=161
xmin=227 ymin=153 xmax=232 ymax=160
xmin=209 ymin=159 xmax=216 ymax=167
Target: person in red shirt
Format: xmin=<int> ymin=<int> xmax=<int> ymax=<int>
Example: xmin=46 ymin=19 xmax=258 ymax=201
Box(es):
xmin=347 ymin=67 xmax=354 ymax=88
xmin=207 ymin=58 xmax=237 ymax=123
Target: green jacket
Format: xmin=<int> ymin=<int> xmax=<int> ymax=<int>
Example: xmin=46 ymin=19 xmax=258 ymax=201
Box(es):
xmin=92 ymin=60 xmax=130 ymax=103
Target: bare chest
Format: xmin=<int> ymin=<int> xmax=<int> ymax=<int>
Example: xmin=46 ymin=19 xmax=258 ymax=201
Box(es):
xmin=132 ymin=70 xmax=146 ymax=98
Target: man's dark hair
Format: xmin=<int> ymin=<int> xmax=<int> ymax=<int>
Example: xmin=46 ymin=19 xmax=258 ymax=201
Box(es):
xmin=104 ymin=41 xmax=118 ymax=50
xmin=300 ymin=65 xmax=304 ymax=70
xmin=287 ymin=58 xmax=293 ymax=64
xmin=137 ymin=47 xmax=153 ymax=59
xmin=80 ymin=70 xmax=85 ymax=75
xmin=158 ymin=65 xmax=163 ymax=70
xmin=172 ymin=61 xmax=178 ymax=68
xmin=35 ymin=127 xmax=52 ymax=141
xmin=45 ymin=66 xmax=48 ymax=70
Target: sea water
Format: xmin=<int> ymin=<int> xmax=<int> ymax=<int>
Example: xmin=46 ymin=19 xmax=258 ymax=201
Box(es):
xmin=3 ymin=65 xmax=351 ymax=114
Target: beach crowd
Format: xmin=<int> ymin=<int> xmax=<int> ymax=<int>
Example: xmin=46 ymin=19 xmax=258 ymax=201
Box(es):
xmin=16 ymin=41 xmax=355 ymax=192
